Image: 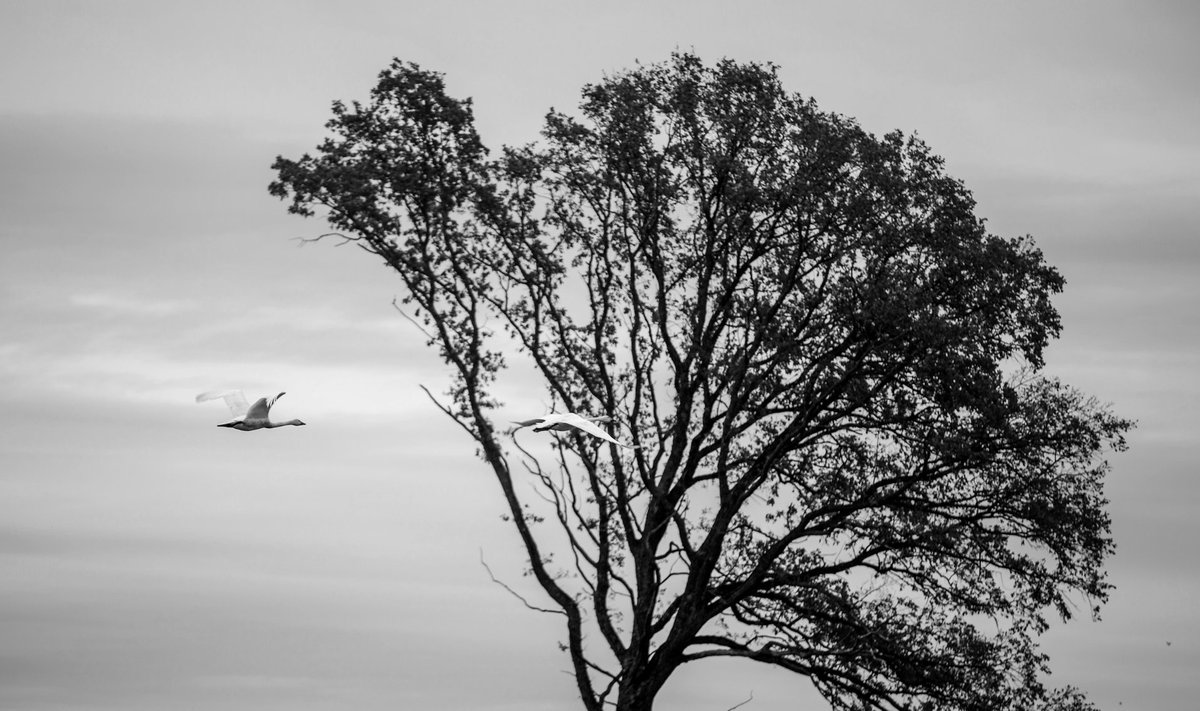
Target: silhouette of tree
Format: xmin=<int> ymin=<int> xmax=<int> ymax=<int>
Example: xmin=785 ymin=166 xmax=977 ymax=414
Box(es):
xmin=270 ymin=53 xmax=1130 ymax=711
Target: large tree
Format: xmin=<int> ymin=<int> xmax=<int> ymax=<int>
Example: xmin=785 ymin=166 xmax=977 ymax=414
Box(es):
xmin=270 ymin=53 xmax=1130 ymax=711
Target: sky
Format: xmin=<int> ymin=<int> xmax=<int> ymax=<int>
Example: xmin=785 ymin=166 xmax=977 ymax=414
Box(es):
xmin=1 ymin=1 xmax=1197 ymax=709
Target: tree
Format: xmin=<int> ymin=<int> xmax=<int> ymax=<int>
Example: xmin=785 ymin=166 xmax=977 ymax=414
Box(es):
xmin=269 ymin=53 xmax=1131 ymax=711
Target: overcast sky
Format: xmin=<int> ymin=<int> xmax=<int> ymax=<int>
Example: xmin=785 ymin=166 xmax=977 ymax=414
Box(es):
xmin=1 ymin=1 xmax=1197 ymax=709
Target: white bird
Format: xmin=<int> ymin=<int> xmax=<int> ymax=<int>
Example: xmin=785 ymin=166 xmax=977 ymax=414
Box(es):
xmin=196 ymin=390 xmax=306 ymax=431
xmin=511 ymin=412 xmax=637 ymax=449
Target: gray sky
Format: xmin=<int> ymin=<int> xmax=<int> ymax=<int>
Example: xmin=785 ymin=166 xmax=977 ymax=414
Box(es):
xmin=1 ymin=1 xmax=1197 ymax=709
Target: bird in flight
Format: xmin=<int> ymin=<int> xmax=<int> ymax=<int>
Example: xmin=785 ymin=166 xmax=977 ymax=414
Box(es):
xmin=511 ymin=412 xmax=637 ymax=449
xmin=196 ymin=390 xmax=306 ymax=430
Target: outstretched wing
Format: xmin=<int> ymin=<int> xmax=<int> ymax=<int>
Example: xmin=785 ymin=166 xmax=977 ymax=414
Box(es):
xmin=266 ymin=392 xmax=286 ymax=410
xmin=510 ymin=417 xmax=546 ymax=429
xmin=560 ymin=412 xmax=637 ymax=449
xmin=244 ymin=397 xmax=271 ymax=421
xmin=196 ymin=390 xmax=250 ymax=418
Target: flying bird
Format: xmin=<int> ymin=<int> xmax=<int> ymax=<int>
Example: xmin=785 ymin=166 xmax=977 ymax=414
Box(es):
xmin=511 ymin=412 xmax=637 ymax=449
xmin=196 ymin=390 xmax=306 ymax=431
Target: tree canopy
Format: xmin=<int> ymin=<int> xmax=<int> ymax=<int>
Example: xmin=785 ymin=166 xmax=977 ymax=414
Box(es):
xmin=270 ymin=53 xmax=1130 ymax=711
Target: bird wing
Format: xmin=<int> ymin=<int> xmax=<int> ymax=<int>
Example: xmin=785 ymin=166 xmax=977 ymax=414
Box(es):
xmin=560 ymin=412 xmax=636 ymax=449
xmin=266 ymin=392 xmax=286 ymax=411
xmin=510 ymin=418 xmax=546 ymax=429
xmin=513 ymin=413 xmax=576 ymax=431
xmin=196 ymin=390 xmax=250 ymax=418
xmin=244 ymin=397 xmax=271 ymax=421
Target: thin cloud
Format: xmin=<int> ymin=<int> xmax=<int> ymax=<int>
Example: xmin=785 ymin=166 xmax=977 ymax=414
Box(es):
xmin=70 ymin=291 xmax=198 ymax=317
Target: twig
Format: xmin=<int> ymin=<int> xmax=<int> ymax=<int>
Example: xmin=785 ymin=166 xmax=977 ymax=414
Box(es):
xmin=392 ymin=297 xmax=434 ymax=340
xmin=480 ymin=549 xmax=564 ymax=616
xmin=418 ymin=384 xmax=480 ymax=441
xmin=290 ymin=231 xmax=357 ymax=247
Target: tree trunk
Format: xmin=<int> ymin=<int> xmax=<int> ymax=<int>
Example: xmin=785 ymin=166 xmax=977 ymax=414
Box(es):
xmin=614 ymin=667 xmax=668 ymax=711
xmin=615 ymin=686 xmax=657 ymax=711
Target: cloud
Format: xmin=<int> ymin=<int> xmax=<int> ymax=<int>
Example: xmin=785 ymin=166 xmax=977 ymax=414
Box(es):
xmin=70 ymin=291 xmax=198 ymax=317
xmin=0 ymin=381 xmax=562 ymax=711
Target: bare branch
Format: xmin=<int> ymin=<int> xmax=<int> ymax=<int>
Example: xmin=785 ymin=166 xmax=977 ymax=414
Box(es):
xmin=725 ymin=691 xmax=754 ymax=711
xmin=480 ymin=550 xmax=565 ymax=616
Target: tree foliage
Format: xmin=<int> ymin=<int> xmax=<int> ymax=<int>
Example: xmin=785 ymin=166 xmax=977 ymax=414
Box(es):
xmin=270 ymin=53 xmax=1130 ymax=711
